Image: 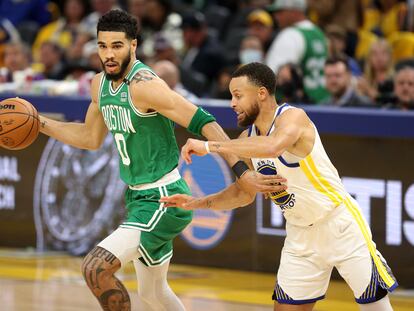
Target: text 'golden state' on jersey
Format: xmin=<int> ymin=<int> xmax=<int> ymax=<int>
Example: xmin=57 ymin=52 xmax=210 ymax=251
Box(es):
xmin=249 ymin=104 xmax=348 ymax=227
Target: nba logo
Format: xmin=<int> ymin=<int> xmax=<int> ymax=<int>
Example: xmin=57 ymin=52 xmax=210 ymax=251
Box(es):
xmin=121 ymin=92 xmax=127 ymax=102
xmin=179 ymin=154 xmax=233 ymax=250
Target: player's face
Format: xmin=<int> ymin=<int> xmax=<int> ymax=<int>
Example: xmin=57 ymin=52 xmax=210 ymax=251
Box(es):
xmin=97 ymin=31 xmax=137 ymax=81
xmin=229 ymin=76 xmax=260 ymax=127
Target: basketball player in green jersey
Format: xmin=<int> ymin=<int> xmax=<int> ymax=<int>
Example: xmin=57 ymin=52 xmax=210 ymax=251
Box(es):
xmin=37 ymin=9 xmax=285 ymax=311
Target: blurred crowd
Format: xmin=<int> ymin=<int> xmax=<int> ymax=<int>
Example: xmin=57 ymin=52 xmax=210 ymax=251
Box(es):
xmin=0 ymin=0 xmax=414 ymax=110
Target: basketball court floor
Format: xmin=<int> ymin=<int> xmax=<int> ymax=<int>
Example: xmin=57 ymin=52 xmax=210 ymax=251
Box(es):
xmin=0 ymin=248 xmax=413 ymax=311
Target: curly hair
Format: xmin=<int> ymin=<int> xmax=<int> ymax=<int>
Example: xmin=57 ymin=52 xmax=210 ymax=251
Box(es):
xmin=232 ymin=62 xmax=276 ymax=95
xmin=97 ymin=9 xmax=138 ymax=40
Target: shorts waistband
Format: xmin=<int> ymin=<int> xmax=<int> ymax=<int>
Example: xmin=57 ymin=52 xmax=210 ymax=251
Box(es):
xmin=129 ymin=168 xmax=181 ymax=191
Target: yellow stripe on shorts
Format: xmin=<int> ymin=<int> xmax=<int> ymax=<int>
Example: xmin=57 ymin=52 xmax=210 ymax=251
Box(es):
xmin=344 ymin=197 xmax=395 ymax=287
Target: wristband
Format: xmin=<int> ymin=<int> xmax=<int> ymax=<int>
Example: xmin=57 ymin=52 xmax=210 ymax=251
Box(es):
xmin=231 ymin=160 xmax=249 ymax=179
xmin=204 ymin=141 xmax=210 ymax=153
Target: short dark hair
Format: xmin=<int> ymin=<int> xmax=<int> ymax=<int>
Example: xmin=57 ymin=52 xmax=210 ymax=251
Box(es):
xmin=97 ymin=9 xmax=138 ymax=40
xmin=231 ymin=62 xmax=276 ymax=95
xmin=325 ymin=55 xmax=350 ymax=71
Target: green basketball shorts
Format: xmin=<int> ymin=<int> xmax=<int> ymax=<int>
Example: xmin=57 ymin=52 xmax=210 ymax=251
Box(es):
xmin=119 ymin=178 xmax=193 ymax=266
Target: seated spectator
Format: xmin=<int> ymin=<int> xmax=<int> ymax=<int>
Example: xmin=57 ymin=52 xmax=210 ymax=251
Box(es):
xmin=265 ymin=0 xmax=329 ymax=103
xmin=239 ymin=35 xmax=264 ymax=65
xmin=140 ymin=0 xmax=183 ymax=59
xmin=307 ymin=0 xmax=364 ymax=57
xmin=152 ymin=33 xmax=180 ymax=65
xmin=246 ymin=9 xmax=275 ymax=52
xmin=210 ymin=66 xmax=238 ymax=100
xmin=38 ymin=41 xmax=66 ymax=80
xmin=391 ymin=66 xmax=414 ymax=110
xmin=0 ymin=42 xmax=42 ymax=83
xmin=180 ymin=11 xmax=224 ymax=96
xmin=32 ymin=0 xmax=89 ymax=62
xmin=325 ymin=24 xmax=362 ymax=76
xmin=323 ymin=56 xmax=373 ymax=107
xmin=276 ymin=63 xmax=308 ymax=104
xmin=357 ymin=39 xmax=394 ymax=102
xmin=0 ymin=18 xmax=21 ymax=67
xmin=152 ymin=60 xmax=198 ymax=102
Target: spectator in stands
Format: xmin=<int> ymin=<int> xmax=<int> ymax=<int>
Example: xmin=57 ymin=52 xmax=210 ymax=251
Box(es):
xmin=357 ymin=39 xmax=394 ymax=102
xmin=239 ymin=35 xmax=264 ymax=65
xmin=0 ymin=42 xmax=39 ymax=83
xmin=265 ymin=0 xmax=329 ymax=104
xmin=152 ymin=33 xmax=180 ymax=65
xmin=32 ymin=0 xmax=89 ymax=62
xmin=276 ymin=63 xmax=308 ymax=104
xmin=180 ymin=11 xmax=224 ymax=96
xmin=0 ymin=18 xmax=21 ymax=67
xmin=307 ymin=0 xmax=364 ymax=57
xmin=0 ymin=0 xmax=51 ymax=41
xmin=392 ymin=66 xmax=414 ymax=110
xmin=79 ymin=0 xmax=119 ymax=39
xmin=152 ymin=60 xmax=198 ymax=102
xmin=325 ymin=24 xmax=362 ymax=76
xmin=38 ymin=41 xmax=66 ymax=80
xmin=128 ymin=0 xmax=146 ymax=22
xmin=140 ymin=0 xmax=183 ymax=59
xmin=246 ymin=9 xmax=275 ymax=53
xmin=323 ymin=56 xmax=373 ymax=107
xmin=211 ymin=66 xmax=238 ymax=100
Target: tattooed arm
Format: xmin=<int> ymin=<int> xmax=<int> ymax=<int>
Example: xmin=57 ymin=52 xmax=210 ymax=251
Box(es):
xmin=38 ymin=72 xmax=108 ymax=150
xmin=160 ymin=181 xmax=256 ymax=211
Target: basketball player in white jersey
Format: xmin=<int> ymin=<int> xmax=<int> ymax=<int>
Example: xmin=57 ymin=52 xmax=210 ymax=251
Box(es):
xmin=160 ymin=62 xmax=397 ymax=311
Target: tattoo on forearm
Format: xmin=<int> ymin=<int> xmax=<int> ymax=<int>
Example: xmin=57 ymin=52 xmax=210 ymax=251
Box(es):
xmin=206 ymin=199 xmax=212 ymax=209
xmin=212 ymin=143 xmax=221 ymax=152
xmin=40 ymin=120 xmax=46 ymax=128
xmin=131 ymin=70 xmax=155 ymax=84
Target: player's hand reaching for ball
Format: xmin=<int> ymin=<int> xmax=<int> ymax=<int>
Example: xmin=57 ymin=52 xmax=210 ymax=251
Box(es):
xmin=181 ymin=138 xmax=209 ymax=164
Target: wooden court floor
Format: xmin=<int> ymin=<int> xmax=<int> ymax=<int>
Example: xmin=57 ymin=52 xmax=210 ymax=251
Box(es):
xmin=0 ymin=249 xmax=413 ymax=311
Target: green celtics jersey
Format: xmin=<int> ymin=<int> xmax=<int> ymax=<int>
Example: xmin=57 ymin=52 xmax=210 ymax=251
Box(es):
xmin=295 ymin=24 xmax=329 ymax=103
xmin=98 ymin=60 xmax=179 ymax=185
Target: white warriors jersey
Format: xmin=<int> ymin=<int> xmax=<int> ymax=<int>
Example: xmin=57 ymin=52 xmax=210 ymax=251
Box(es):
xmin=249 ymin=104 xmax=348 ymax=227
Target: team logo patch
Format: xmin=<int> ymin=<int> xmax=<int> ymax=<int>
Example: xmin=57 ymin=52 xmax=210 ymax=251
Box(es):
xmin=179 ymin=154 xmax=233 ymax=250
xmin=256 ymin=160 xmax=295 ymax=211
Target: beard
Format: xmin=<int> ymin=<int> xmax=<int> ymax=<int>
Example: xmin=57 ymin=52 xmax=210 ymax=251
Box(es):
xmin=101 ymin=52 xmax=131 ymax=81
xmin=238 ymin=101 xmax=260 ymax=128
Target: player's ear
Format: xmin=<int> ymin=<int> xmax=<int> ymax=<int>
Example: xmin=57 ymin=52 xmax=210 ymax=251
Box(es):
xmin=257 ymin=86 xmax=268 ymax=100
xmin=131 ymin=39 xmax=137 ymax=52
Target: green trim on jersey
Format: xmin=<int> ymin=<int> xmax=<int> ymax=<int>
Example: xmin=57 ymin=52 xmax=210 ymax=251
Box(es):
xmin=98 ymin=60 xmax=180 ymax=185
xmin=294 ymin=24 xmax=329 ymax=103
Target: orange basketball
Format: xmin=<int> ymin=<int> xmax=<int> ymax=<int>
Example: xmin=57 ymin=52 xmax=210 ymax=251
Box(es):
xmin=0 ymin=97 xmax=40 ymax=150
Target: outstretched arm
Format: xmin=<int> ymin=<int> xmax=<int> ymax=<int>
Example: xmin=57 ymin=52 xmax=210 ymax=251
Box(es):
xmin=129 ymin=71 xmax=288 ymax=193
xmin=181 ymin=108 xmax=310 ymax=162
xmin=39 ymin=73 xmax=108 ymax=150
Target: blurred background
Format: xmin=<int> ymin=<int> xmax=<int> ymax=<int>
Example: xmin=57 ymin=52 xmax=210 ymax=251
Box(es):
xmin=0 ymin=1 xmax=414 ymax=310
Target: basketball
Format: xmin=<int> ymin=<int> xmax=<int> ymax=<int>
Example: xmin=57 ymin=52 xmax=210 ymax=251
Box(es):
xmin=0 ymin=97 xmax=40 ymax=150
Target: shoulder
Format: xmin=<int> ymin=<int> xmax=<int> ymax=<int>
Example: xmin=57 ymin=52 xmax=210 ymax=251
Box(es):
xmin=277 ymin=106 xmax=309 ymax=124
xmin=90 ymin=72 xmax=105 ymax=102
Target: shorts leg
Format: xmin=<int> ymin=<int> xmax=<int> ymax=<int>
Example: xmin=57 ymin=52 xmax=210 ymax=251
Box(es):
xmin=336 ymin=197 xmax=398 ymax=304
xmin=273 ymin=223 xmax=332 ymax=304
xmin=97 ymin=227 xmax=141 ymax=267
xmin=121 ymin=179 xmax=193 ymax=267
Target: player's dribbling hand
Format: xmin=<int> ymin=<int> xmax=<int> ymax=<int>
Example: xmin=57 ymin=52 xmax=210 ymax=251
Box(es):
xmin=160 ymin=194 xmax=196 ymax=209
xmin=181 ymin=138 xmax=209 ymax=164
xmin=238 ymin=170 xmax=288 ymax=194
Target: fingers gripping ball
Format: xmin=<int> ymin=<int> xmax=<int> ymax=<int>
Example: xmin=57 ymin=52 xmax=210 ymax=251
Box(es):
xmin=0 ymin=97 xmax=40 ymax=150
